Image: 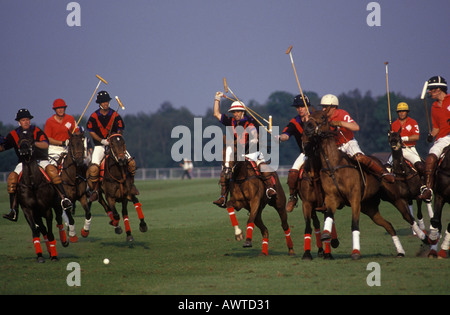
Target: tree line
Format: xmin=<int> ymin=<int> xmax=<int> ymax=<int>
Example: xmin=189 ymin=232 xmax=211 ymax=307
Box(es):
xmin=0 ymin=89 xmax=433 ymax=172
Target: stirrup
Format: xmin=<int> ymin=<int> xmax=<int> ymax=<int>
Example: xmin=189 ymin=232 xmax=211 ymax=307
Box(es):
xmin=265 ymin=188 xmax=277 ymax=199
xmin=419 ymin=185 xmax=433 ymax=202
xmin=61 ymin=198 xmax=73 ymax=211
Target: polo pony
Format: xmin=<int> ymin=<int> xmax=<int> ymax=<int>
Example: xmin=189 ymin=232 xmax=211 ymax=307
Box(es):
xmin=302 ymin=109 xmax=434 ymax=259
xmin=96 ymin=133 xmax=147 ymax=242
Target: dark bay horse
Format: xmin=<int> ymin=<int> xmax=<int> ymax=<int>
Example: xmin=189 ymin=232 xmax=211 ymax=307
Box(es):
xmin=225 ymin=149 xmax=294 ymax=256
xmin=297 ymin=154 xmax=339 ymax=260
xmin=303 ymin=109 xmax=433 ymax=259
xmin=388 ymin=130 xmax=433 ymax=233
xmin=431 ymin=145 xmax=450 ymax=258
xmin=58 ymin=131 xmax=92 ymax=239
xmin=17 ymin=135 xmax=62 ymax=262
xmin=97 ymin=134 xmax=147 ymax=242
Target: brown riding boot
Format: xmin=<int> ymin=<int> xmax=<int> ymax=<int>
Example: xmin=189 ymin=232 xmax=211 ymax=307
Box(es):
xmin=3 ymin=172 xmax=19 ymax=222
xmin=258 ymin=162 xmax=277 ymax=199
xmin=313 ymin=175 xmax=327 ymax=212
xmin=418 ymin=154 xmax=438 ymax=201
xmin=286 ymin=169 xmax=299 ymax=212
xmin=414 ymin=161 xmax=426 ymax=177
xmin=45 ymin=164 xmax=73 ymax=211
xmin=213 ymin=169 xmax=230 ymax=208
xmin=87 ymin=164 xmax=100 ymax=201
xmin=355 ymin=154 xmax=395 ymax=183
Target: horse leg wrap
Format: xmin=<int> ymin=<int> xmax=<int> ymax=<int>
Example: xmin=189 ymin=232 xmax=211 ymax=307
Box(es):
xmin=304 ymin=233 xmax=312 ymax=252
xmin=107 ymin=211 xmax=120 ymax=226
xmin=134 ymin=202 xmax=144 ymax=220
xmin=331 ymin=222 xmax=338 ymax=240
xmin=352 ymin=230 xmax=361 ymax=252
xmin=284 ymin=228 xmax=293 ymax=249
xmin=57 ymin=224 xmax=67 ymax=244
xmin=314 ymin=229 xmax=323 ymax=248
xmin=227 ymin=207 xmax=239 ymax=227
xmin=392 ymin=236 xmax=405 ymax=255
xmin=323 ymin=217 xmax=333 ymax=236
xmin=262 ymin=238 xmax=269 ymax=255
xmin=123 ymin=215 xmax=131 ymax=233
xmin=246 ymin=223 xmax=255 ymax=240
xmin=33 ymin=237 xmax=43 ymax=255
xmin=49 ymin=240 xmax=57 ymax=257
xmin=324 ymin=240 xmax=331 ymax=254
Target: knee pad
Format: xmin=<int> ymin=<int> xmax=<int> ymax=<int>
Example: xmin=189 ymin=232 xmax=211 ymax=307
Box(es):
xmin=7 ymin=172 xmax=19 ymax=194
xmin=45 ymin=164 xmax=62 ymax=185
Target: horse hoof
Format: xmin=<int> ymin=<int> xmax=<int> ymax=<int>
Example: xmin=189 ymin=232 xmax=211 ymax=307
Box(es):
xmin=317 ymin=248 xmax=324 ymax=258
xmin=61 ymin=240 xmax=70 ymax=248
xmin=351 ymin=250 xmax=361 ymax=260
xmin=396 ymin=253 xmax=405 ymax=258
xmin=114 ymin=226 xmax=123 ymax=235
xmin=126 ymin=235 xmax=134 ymax=242
xmin=81 ymin=229 xmax=90 ymax=238
xmin=259 ymin=251 xmax=268 ymax=256
xmin=331 ymin=238 xmax=340 ymax=248
xmin=428 ymin=249 xmax=438 ymax=258
xmin=69 ymin=235 xmax=79 ymax=243
xmin=50 ymin=256 xmax=59 ymax=262
xmin=302 ymin=251 xmax=313 ymax=260
xmin=243 ymin=240 xmax=252 ymax=248
xmin=323 ymin=253 xmax=334 ymax=260
xmin=37 ymin=256 xmax=45 ymax=263
xmin=288 ymin=249 xmax=295 ymax=256
xmin=139 ymin=222 xmax=148 ymax=233
xmin=437 ymin=249 xmax=448 ymax=259
xmin=235 ymin=233 xmax=244 ymax=241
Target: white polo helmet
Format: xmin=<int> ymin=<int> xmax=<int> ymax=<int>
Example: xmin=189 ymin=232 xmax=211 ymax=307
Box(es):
xmin=320 ymin=94 xmax=339 ymax=107
xmin=228 ymin=101 xmax=246 ymax=112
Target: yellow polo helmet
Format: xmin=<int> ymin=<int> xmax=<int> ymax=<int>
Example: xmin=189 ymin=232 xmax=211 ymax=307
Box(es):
xmin=396 ymin=102 xmax=409 ymax=112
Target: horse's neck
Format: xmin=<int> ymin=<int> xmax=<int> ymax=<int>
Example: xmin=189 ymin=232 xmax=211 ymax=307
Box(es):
xmin=391 ymin=148 xmax=405 ymax=169
xmin=319 ymin=137 xmax=344 ymax=168
xmin=21 ymin=160 xmax=41 ymax=185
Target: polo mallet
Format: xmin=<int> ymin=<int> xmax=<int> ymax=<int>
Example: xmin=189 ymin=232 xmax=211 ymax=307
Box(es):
xmin=421 ymin=80 xmax=432 ymax=133
xmin=106 ymin=96 xmax=126 ymax=138
xmin=384 ymin=62 xmax=392 ymax=126
xmin=286 ymin=45 xmax=310 ymax=115
xmin=224 ymin=78 xmax=272 ymax=134
xmin=73 ymin=74 xmax=108 ymax=133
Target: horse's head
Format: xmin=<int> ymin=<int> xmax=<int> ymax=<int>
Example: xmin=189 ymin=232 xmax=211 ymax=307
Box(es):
xmin=18 ymin=131 xmax=34 ymax=162
xmin=68 ymin=130 xmax=85 ymax=165
xmin=388 ymin=127 xmax=403 ymax=152
xmin=108 ymin=134 xmax=127 ymax=166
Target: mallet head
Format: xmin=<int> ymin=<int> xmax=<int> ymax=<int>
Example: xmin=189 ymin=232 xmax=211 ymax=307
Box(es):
xmin=286 ymin=45 xmax=293 ymax=54
xmin=96 ymin=74 xmax=108 ymax=85
xmin=223 ymin=77 xmax=228 ymax=93
xmin=115 ymin=96 xmax=125 ymax=110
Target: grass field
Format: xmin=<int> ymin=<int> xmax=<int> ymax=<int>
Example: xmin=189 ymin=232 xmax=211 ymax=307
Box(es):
xmin=0 ymin=178 xmax=448 ymax=296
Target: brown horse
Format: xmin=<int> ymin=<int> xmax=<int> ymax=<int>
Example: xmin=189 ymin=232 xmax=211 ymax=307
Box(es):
xmin=225 ymin=144 xmax=294 ymax=256
xmin=58 ymin=131 xmax=92 ymax=239
xmin=430 ymin=145 xmax=450 ymax=257
xmin=97 ymin=134 xmax=147 ymax=242
xmin=297 ymin=151 xmax=339 ymax=260
xmin=17 ymin=135 xmax=63 ymax=262
xmin=388 ymin=129 xmax=433 ymax=233
xmin=303 ymin=109 xmax=433 ymax=259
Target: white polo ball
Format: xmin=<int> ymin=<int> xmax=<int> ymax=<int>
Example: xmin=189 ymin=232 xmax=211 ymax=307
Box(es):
xmin=103 ymin=258 xmax=110 ymax=265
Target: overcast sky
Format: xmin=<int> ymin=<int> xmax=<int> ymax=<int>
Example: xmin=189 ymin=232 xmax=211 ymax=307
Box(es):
xmin=1 ymin=0 xmax=448 ymax=126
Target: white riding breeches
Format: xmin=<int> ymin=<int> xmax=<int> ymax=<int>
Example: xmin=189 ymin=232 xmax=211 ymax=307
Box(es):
xmin=91 ymin=145 xmax=131 ymax=166
xmin=14 ymin=160 xmax=50 ymax=175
